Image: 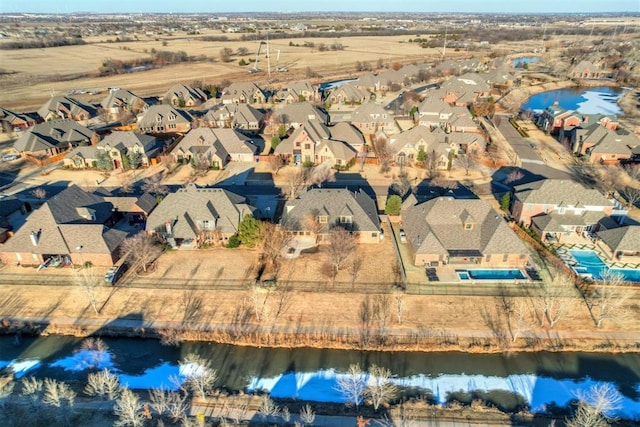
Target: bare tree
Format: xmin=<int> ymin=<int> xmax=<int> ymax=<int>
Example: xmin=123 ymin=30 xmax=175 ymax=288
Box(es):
xmin=31 ymin=187 xmax=47 ymax=200
xmin=374 ymin=136 xmax=392 ymax=174
xmin=257 ymin=395 xmax=280 ymax=421
xmin=309 ymin=162 xmax=336 ymax=187
xmin=42 ymin=378 xmax=76 ymax=409
xmin=259 ymin=222 xmax=291 ymax=279
xmin=85 ymin=369 xmax=121 ymax=400
xmin=585 ymin=271 xmax=633 ymax=328
xmin=359 ymin=296 xmax=375 ymax=347
xmin=326 ymin=227 xmax=358 ymax=273
xmin=120 ymin=231 xmax=162 ymax=273
xmin=21 ymin=376 xmax=43 ymax=407
xmin=142 ymin=172 xmax=169 ymax=197
xmin=179 ymin=353 xmax=218 ymax=398
xmin=335 ymin=363 xmax=366 ymax=408
xmin=394 ymin=292 xmax=404 ymax=325
xmin=566 ymin=383 xmax=623 ymax=427
xmin=72 ymin=267 xmax=102 ymax=314
xmin=530 ymin=276 xmax=577 ymax=329
xmin=504 ymin=170 xmax=524 ymax=184
xmin=621 ymin=186 xmax=640 ymax=207
xmin=249 ymin=284 xmax=270 ymax=323
xmin=98 ymin=106 xmax=111 ymax=124
xmin=191 ymin=153 xmax=213 ymax=176
xmin=299 ymin=404 xmax=316 ymax=425
xmin=269 ymin=156 xmax=285 ymax=176
xmin=348 ymin=254 xmax=364 ymax=288
xmin=373 ymin=294 xmax=392 ymax=340
xmin=365 ymin=365 xmax=398 ymax=412
xmin=149 ymin=388 xmax=189 ymax=422
xmin=454 ymin=154 xmax=477 ymax=176
xmin=114 ymin=388 xmax=145 ymax=427
xmin=286 ymin=166 xmax=311 ymax=198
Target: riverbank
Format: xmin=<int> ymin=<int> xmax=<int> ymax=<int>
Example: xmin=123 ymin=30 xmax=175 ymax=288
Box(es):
xmin=1 ymin=283 xmax=639 ymax=355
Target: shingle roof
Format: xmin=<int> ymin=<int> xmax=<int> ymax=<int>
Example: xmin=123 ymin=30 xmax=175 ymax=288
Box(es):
xmin=513 ymin=179 xmax=613 ymax=207
xmin=146 ymin=184 xmax=254 ymax=238
xmin=14 ymin=120 xmax=93 ymax=153
xmin=98 ymin=131 xmax=158 ymax=153
xmin=37 ymin=96 xmax=97 ymax=120
xmin=597 ymin=226 xmax=640 ymax=253
xmin=281 ymin=188 xmax=380 ymax=233
xmin=275 ymin=102 xmax=328 ymax=125
xmin=401 ymin=197 xmax=528 ymax=257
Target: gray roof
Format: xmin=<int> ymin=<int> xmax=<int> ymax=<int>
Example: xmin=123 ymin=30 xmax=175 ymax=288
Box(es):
xmin=597 ymin=226 xmax=640 ymax=253
xmin=146 ymin=184 xmax=254 ymax=238
xmin=513 ymin=179 xmax=614 ymax=207
xmin=401 ymin=197 xmax=528 ymax=257
xmin=163 ymin=84 xmax=207 ymax=105
xmin=103 ymin=193 xmax=158 ymax=215
xmin=65 ymin=145 xmax=99 ymax=160
xmin=0 ymin=185 xmax=125 ymax=255
xmin=328 ymin=122 xmax=365 ymax=148
xmin=138 ymin=105 xmax=193 ymax=129
xmin=98 ymin=131 xmax=158 ymax=154
xmin=100 ymin=89 xmax=147 ymax=110
xmin=281 ymin=188 xmax=380 ymax=233
xmin=37 ymin=95 xmax=97 ymax=120
xmin=175 ymin=127 xmax=256 ymax=158
xmin=14 ymin=119 xmax=93 ymax=153
xmin=275 ymin=102 xmax=328 ymax=125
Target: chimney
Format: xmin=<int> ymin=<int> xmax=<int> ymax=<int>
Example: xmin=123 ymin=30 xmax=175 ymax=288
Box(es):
xmin=165 ymin=220 xmax=172 ymax=236
xmin=30 ymin=231 xmax=39 ymax=246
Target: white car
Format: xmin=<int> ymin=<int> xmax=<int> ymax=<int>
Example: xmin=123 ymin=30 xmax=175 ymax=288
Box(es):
xmin=2 ymin=153 xmax=20 ymax=162
xmin=399 ymin=230 xmax=407 ymax=243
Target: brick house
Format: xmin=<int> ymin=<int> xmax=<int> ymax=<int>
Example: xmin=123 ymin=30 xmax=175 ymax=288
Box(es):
xmin=280 ymin=188 xmax=381 ymax=244
xmin=14 ymin=119 xmax=95 ymax=158
xmin=401 ymin=197 xmax=529 ymax=267
xmin=138 ymin=105 xmax=193 ymax=134
xmin=37 ymin=96 xmax=97 ymax=122
xmin=510 ymin=179 xmax=626 ymax=242
xmin=0 ymin=185 xmax=127 ymax=267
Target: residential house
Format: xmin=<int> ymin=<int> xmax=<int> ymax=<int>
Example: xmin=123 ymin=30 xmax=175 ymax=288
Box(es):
xmin=172 ymin=127 xmax=257 ymax=166
xmin=0 ymin=107 xmax=38 ymax=132
xmin=220 ymin=82 xmax=267 ymax=105
xmin=274 ymin=81 xmax=319 ymax=103
xmin=94 ymin=188 xmax=158 ymax=225
xmin=273 ymin=102 xmax=328 ymax=129
xmin=350 ymin=102 xmax=398 ymax=135
xmin=203 ymin=103 xmax=264 ymax=132
xmin=146 ymin=184 xmax=255 ymax=249
xmin=326 ymin=83 xmax=371 ymax=105
xmin=596 ymin=225 xmax=640 ymax=263
xmin=13 ymin=119 xmax=95 ymax=158
xmin=418 ymin=97 xmax=455 ymax=128
xmin=570 ymin=60 xmax=602 ymax=79
xmin=275 ymin=120 xmax=361 ymax=166
xmin=163 ymin=84 xmax=208 ymax=107
xmin=63 ymin=145 xmax=99 ymax=169
xmin=537 ymin=103 xmax=618 ymax=136
xmin=97 ymin=131 xmax=160 ymax=169
xmin=138 ymin=105 xmax=193 ymax=134
xmin=355 ymin=73 xmax=382 ymax=92
xmin=280 ymin=188 xmax=381 ymax=244
xmin=99 ymin=89 xmax=150 ymax=120
xmin=439 ymin=73 xmax=491 ymax=106
xmin=401 ymin=197 xmax=529 ymax=267
xmin=37 ymin=96 xmax=97 ymax=122
xmin=0 ymin=185 xmax=127 ymax=267
xmin=510 ymin=179 xmax=626 ymax=242
xmin=0 ymin=195 xmax=28 ymax=243
xmin=376 ymin=68 xmax=406 ymax=91
xmin=568 ymin=123 xmax=637 ymax=165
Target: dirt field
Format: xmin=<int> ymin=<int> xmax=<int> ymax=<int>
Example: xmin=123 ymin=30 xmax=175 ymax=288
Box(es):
xmin=0 ymin=33 xmax=446 ymax=110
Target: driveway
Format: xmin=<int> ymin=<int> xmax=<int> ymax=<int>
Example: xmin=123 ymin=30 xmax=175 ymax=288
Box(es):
xmin=496 ymin=116 xmax=573 ymax=180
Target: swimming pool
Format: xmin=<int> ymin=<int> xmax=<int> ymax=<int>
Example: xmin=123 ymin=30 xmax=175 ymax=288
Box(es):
xmin=569 ymin=250 xmax=640 ymax=283
xmin=457 ymin=269 xmax=527 ymax=281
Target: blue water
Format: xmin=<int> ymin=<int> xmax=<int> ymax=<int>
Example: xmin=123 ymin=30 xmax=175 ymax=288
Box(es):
xmin=462 ymin=269 xmax=527 ymax=280
xmin=512 ymin=56 xmax=540 ymax=67
xmin=522 ymin=86 xmax=623 ymax=115
xmin=569 ymin=250 xmax=640 ymax=283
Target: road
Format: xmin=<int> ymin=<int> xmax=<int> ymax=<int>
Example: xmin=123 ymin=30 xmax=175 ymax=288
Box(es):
xmin=495 ymin=116 xmax=573 ymax=180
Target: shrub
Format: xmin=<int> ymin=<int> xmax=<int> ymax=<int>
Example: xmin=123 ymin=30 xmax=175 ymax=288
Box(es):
xmin=226 ymin=235 xmax=240 ymax=248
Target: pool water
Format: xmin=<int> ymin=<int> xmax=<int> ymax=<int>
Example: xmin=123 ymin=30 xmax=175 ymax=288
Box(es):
xmin=458 ymin=269 xmax=527 ymax=280
xmin=569 ymin=250 xmax=640 ymax=283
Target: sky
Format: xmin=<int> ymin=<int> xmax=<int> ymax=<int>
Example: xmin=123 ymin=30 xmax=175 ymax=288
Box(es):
xmin=1 ymin=0 xmax=638 ymax=14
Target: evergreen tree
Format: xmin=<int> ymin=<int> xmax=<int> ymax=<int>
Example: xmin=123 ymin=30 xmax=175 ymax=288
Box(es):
xmin=238 ymin=214 xmax=263 ymax=248
xmin=385 ymin=195 xmax=402 ymax=216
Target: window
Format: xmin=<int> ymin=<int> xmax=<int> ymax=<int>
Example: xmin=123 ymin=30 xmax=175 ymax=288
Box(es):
xmin=168 ymin=114 xmax=176 ymax=121
xmin=340 ymin=215 xmax=352 ymax=224
xmin=371 ymin=232 xmax=377 ymax=238
xmin=202 ymin=220 xmax=212 ymax=230
xmin=318 ymin=215 xmax=328 ymax=224
xmin=15 ymin=253 xmax=22 ymax=262
xmin=502 ymin=254 xmax=509 ymax=262
xmin=304 ymin=143 xmax=311 ymax=150
xmin=464 ymin=223 xmax=473 ymax=230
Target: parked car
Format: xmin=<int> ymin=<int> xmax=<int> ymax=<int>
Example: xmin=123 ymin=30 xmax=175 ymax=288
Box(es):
xmin=2 ymin=153 xmax=20 ymax=162
xmin=399 ymin=229 xmax=407 ymax=243
xmin=104 ymin=263 xmax=128 ymax=285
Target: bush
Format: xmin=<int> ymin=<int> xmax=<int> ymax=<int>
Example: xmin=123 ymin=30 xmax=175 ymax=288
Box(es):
xmin=226 ymin=235 xmax=240 ymax=248
xmin=385 ymin=195 xmax=402 ymax=215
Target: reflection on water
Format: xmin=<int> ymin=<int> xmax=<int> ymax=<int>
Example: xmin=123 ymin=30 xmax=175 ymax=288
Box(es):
xmin=522 ymin=86 xmax=624 ymax=115
xmin=1 ymin=335 xmax=640 ymax=418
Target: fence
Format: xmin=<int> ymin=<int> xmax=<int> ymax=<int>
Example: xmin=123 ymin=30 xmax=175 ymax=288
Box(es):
xmin=24 ymin=151 xmax=68 ymax=167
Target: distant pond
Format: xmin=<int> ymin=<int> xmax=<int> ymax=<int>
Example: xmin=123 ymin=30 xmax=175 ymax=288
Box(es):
xmin=521 ymin=86 xmax=624 ymax=115
xmin=512 ymin=56 xmax=540 ymax=67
